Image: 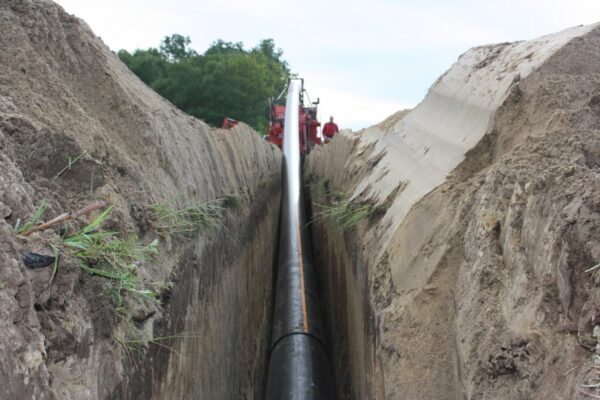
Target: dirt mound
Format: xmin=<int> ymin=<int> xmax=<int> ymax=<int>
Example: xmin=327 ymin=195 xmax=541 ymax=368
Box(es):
xmin=0 ymin=1 xmax=280 ymax=398
xmin=307 ymin=24 xmax=600 ymax=399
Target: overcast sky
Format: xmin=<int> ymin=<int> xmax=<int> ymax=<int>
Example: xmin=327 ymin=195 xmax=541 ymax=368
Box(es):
xmin=55 ymin=0 xmax=600 ymax=130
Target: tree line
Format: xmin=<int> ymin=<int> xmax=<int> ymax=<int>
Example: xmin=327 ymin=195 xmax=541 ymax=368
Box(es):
xmin=118 ymin=34 xmax=290 ymax=131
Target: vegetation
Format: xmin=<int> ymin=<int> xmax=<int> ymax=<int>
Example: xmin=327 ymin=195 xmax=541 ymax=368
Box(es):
xmin=14 ymin=201 xmax=161 ymax=345
xmin=313 ymin=193 xmax=375 ymax=232
xmin=118 ymin=34 xmax=290 ymax=131
xmin=14 ymin=199 xmax=48 ymax=235
xmin=149 ymin=199 xmax=227 ymax=238
xmin=54 ymin=150 xmax=87 ymax=178
xmin=114 ymin=331 xmax=198 ymax=359
xmin=148 ymin=193 xmax=244 ymax=238
xmin=63 ymin=207 xmax=160 ymax=309
xmin=13 ymin=194 xmax=233 ymax=358
xmin=586 ymin=263 xmax=600 ymax=274
xmin=13 ymin=195 xmax=239 ymax=351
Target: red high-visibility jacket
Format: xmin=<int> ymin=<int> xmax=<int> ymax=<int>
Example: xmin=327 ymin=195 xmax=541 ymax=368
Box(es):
xmin=322 ymin=122 xmax=339 ymax=138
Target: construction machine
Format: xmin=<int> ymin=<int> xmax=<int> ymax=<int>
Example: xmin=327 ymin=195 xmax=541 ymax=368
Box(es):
xmin=266 ymin=79 xmax=322 ymax=154
xmin=221 ymin=117 xmax=239 ymax=129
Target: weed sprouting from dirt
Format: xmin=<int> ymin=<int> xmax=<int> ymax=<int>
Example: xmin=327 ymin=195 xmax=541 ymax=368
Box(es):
xmin=223 ymin=194 xmax=243 ymax=211
xmin=60 ymin=206 xmax=167 ymax=348
xmin=313 ymin=192 xmax=375 ymax=232
xmin=14 ymin=199 xmax=48 ymax=235
xmin=21 ymin=201 xmax=163 ymax=346
xmin=149 ymin=197 xmax=232 ymax=238
xmin=54 ymin=150 xmax=87 ymax=178
xmin=114 ymin=328 xmax=200 ymax=361
xmin=63 ymin=206 xmax=160 ymax=311
xmin=586 ymin=263 xmax=600 ymax=280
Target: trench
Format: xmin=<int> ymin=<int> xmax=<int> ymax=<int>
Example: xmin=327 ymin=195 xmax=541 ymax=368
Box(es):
xmin=303 ymin=181 xmax=371 ymax=400
xmin=110 ymin=82 xmax=352 ymax=399
xmin=3 ymin=6 xmax=597 ymax=398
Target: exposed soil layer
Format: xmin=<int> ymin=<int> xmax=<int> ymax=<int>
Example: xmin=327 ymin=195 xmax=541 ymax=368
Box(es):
xmin=0 ymin=1 xmax=281 ymax=398
xmin=307 ymin=24 xmax=600 ymax=399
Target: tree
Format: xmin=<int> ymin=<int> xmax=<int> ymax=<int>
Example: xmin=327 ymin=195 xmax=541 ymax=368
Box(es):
xmin=253 ymin=39 xmax=285 ymax=65
xmin=118 ymin=48 xmax=167 ymax=85
xmin=160 ymin=34 xmax=197 ymax=62
xmin=118 ymin=35 xmax=290 ymax=131
xmin=204 ymin=39 xmax=245 ymax=56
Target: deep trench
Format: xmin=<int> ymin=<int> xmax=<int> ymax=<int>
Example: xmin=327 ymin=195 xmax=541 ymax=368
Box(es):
xmin=260 ymin=156 xmax=366 ymax=399
xmin=301 ymin=163 xmax=339 ymax=393
xmin=293 ymin=161 xmax=358 ymax=400
xmin=104 ymin=147 xmax=356 ymax=400
xmin=303 ymin=172 xmax=373 ymax=400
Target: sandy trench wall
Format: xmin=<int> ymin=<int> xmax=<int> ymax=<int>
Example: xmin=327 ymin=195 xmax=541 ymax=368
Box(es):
xmin=0 ymin=1 xmax=281 ymax=399
xmin=307 ymin=24 xmax=600 ymax=399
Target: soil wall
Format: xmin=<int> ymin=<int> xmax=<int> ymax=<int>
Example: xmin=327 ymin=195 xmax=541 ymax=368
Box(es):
xmin=307 ymin=24 xmax=600 ymax=399
xmin=0 ymin=1 xmax=281 ymax=398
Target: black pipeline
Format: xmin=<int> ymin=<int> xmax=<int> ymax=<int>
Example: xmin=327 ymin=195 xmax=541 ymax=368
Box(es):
xmin=265 ymin=79 xmax=335 ymax=399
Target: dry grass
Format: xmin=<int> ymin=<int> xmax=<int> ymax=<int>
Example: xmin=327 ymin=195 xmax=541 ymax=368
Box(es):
xmin=148 ymin=195 xmax=242 ymax=238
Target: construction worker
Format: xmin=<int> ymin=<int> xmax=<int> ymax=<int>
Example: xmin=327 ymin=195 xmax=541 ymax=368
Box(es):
xmin=322 ymin=116 xmax=339 ymax=143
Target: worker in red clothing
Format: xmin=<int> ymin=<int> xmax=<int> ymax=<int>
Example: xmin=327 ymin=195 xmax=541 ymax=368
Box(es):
xmin=322 ymin=116 xmax=339 ymax=143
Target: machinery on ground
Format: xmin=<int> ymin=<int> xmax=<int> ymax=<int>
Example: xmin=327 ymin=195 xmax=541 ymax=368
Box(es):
xmin=266 ymin=79 xmax=322 ymax=154
xmin=221 ymin=117 xmax=239 ymax=129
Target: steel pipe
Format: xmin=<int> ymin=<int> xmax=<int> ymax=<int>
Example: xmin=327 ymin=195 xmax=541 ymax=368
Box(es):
xmin=265 ymin=79 xmax=334 ymax=399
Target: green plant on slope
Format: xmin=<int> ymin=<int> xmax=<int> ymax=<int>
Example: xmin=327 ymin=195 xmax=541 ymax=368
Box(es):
xmin=14 ymin=199 xmax=48 ymax=235
xmin=223 ymin=194 xmax=243 ymax=211
xmin=313 ymin=193 xmax=375 ymax=233
xmin=15 ymin=201 xmax=166 ymax=351
xmin=63 ymin=206 xmax=159 ymax=308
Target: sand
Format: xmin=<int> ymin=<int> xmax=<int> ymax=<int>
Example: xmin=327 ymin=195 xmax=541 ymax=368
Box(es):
xmin=307 ymin=23 xmax=600 ymax=399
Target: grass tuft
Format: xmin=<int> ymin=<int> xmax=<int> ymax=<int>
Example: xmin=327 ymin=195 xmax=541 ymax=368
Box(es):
xmin=313 ymin=193 xmax=375 ymax=232
xmin=14 ymin=199 xmax=48 ymax=235
xmin=114 ymin=329 xmax=200 ymax=360
xmin=149 ymin=198 xmax=228 ymax=238
xmin=63 ymin=206 xmax=159 ymax=308
xmin=223 ymin=194 xmax=243 ymax=211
